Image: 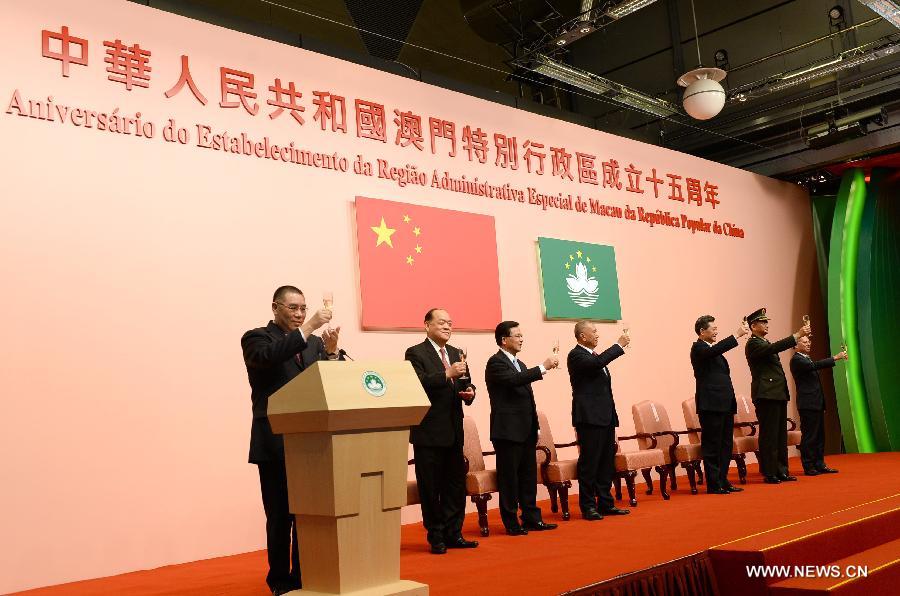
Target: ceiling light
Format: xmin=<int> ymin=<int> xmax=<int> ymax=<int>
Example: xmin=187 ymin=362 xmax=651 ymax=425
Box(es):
xmin=529 ymin=54 xmax=677 ymax=117
xmin=556 ymin=39 xmax=567 ymax=45
xmin=858 ymin=0 xmax=900 ymax=29
xmin=677 ymin=0 xmax=728 ymax=120
xmin=607 ymin=0 xmax=658 ymax=19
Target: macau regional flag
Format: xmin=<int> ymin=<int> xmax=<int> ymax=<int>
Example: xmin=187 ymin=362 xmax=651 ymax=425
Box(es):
xmin=355 ymin=196 xmax=502 ymax=331
xmin=537 ymin=237 xmax=621 ymax=321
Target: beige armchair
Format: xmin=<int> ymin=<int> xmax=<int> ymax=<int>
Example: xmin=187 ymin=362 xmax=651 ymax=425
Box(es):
xmin=632 ymin=400 xmax=703 ymax=494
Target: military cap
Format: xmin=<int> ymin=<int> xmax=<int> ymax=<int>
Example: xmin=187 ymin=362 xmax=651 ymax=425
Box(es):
xmin=746 ymin=307 xmax=769 ymax=324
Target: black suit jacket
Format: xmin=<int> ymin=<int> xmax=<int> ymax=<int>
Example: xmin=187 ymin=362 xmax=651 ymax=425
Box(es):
xmin=691 ymin=336 xmax=739 ymax=413
xmin=745 ymin=334 xmax=797 ymax=401
xmin=405 ymin=340 xmax=475 ymax=447
xmin=790 ymin=353 xmax=835 ymax=411
xmin=485 ymin=350 xmax=543 ymax=443
xmin=241 ymin=321 xmax=334 ymax=463
xmin=567 ymin=344 xmax=625 ymax=427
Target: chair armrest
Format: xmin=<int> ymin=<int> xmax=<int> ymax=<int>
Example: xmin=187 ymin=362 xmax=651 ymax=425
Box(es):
xmin=617 ymin=432 xmax=659 ymax=449
xmin=651 ymin=430 xmax=682 ymax=446
xmin=463 ymin=450 xmax=496 ymax=475
xmin=787 ymin=417 xmax=798 ymax=431
xmin=734 ymin=421 xmax=758 ymax=436
xmin=536 ymin=445 xmax=552 ymax=466
xmin=554 ymin=441 xmax=579 ymax=449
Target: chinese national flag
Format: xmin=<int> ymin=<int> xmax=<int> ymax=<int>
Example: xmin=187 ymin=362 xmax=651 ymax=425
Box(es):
xmin=355 ymin=196 xmax=501 ymax=330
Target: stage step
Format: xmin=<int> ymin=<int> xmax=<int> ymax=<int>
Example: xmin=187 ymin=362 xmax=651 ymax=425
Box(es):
xmin=768 ymin=537 xmax=900 ymax=595
xmin=708 ymin=496 xmax=900 ymax=596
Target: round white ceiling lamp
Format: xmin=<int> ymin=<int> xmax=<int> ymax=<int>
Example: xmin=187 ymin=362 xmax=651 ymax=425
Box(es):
xmin=677 ymin=0 xmax=728 ymax=120
xmin=678 ymin=67 xmax=727 ymax=120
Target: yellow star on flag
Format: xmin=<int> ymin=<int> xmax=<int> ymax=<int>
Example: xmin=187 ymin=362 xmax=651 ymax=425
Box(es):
xmin=413 ymin=226 xmax=421 ymax=237
xmin=586 ymin=256 xmax=591 ymax=263
xmin=371 ymin=217 xmax=396 ymax=248
xmin=403 ymin=215 xmax=411 ymax=223
xmin=592 ymin=266 xmax=597 ymax=272
xmin=569 ymin=254 xmax=574 ymax=260
xmin=576 ymin=250 xmax=583 ymax=259
xmin=415 ymin=245 xmax=422 ymax=254
xmin=565 ymin=262 xmax=571 ymax=269
xmin=406 ymin=255 xmax=414 ymax=265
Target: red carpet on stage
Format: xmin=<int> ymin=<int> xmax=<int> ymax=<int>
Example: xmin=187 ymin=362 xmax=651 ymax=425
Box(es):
xmin=14 ymin=453 xmax=900 ymax=596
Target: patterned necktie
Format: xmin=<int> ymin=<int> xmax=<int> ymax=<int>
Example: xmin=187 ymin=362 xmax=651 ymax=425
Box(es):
xmin=440 ymin=347 xmax=451 ymax=371
xmin=513 ymin=359 xmax=522 ymax=372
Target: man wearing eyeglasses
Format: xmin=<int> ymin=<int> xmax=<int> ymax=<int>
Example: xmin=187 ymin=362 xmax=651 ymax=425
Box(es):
xmin=241 ymin=285 xmax=340 ymax=596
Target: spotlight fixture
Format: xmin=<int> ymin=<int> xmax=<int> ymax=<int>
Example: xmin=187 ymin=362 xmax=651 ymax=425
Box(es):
xmin=714 ymin=49 xmax=728 ymax=62
xmin=829 ymin=5 xmax=846 ymax=27
xmin=804 ymin=106 xmax=888 ymax=149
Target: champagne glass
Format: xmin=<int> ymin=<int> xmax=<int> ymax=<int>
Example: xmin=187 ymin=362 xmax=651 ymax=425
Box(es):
xmin=623 ymin=324 xmax=631 ymax=349
xmin=552 ymin=338 xmax=560 ymax=355
xmin=323 ymin=291 xmax=334 ymax=310
xmin=458 ymin=347 xmax=470 ymax=383
xmin=802 ymin=314 xmax=811 ymax=335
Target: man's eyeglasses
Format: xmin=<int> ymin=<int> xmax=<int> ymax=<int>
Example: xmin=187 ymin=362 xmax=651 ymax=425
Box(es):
xmin=276 ymin=302 xmax=307 ymax=313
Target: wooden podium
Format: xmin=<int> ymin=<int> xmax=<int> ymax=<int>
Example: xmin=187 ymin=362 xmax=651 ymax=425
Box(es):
xmin=268 ymin=360 xmax=430 ymax=596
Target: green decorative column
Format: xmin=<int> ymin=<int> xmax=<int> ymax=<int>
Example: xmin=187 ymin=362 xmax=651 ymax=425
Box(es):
xmin=826 ymin=169 xmax=876 ymax=453
xmin=856 ymin=168 xmax=900 ymax=451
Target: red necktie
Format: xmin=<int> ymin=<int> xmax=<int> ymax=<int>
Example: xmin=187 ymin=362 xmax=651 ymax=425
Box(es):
xmin=440 ymin=347 xmax=451 ymax=371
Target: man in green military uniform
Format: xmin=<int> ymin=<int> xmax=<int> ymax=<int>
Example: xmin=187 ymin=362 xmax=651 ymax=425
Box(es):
xmin=744 ymin=308 xmax=811 ymax=484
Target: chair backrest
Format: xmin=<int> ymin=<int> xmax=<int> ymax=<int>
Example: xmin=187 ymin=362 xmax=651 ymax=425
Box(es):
xmin=463 ymin=416 xmax=485 ymax=472
xmin=681 ymin=398 xmax=701 ymax=444
xmin=632 ymin=400 xmax=674 ymax=452
xmin=734 ymin=395 xmax=756 ymax=437
xmin=536 ymin=410 xmax=558 ymax=462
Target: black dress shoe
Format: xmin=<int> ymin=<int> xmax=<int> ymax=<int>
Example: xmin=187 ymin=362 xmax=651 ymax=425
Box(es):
xmin=818 ymin=466 xmax=839 ymax=474
xmin=582 ymin=509 xmax=603 ymax=521
xmin=725 ymin=485 xmax=744 ymax=492
xmin=430 ymin=542 xmax=447 ymax=554
xmin=804 ymin=468 xmax=820 ymax=476
xmin=522 ymin=521 xmax=558 ymax=531
xmin=706 ymin=487 xmax=730 ymax=494
xmin=763 ymin=476 xmax=782 ymax=484
xmin=600 ymin=507 xmax=631 ymax=515
xmin=445 ymin=536 xmax=479 ymax=548
xmin=505 ymin=526 xmax=528 ymax=536
xmin=778 ymin=475 xmax=798 ymax=481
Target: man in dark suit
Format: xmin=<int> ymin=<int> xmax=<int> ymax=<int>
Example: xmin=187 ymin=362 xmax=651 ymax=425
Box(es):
xmin=790 ymin=336 xmax=846 ymax=476
xmin=485 ymin=320 xmax=559 ymax=535
xmin=567 ymin=321 xmax=631 ymax=520
xmin=744 ymin=308 xmax=810 ymax=484
xmin=691 ymin=315 xmax=749 ymax=494
xmin=241 ymin=285 xmax=340 ymax=596
xmin=405 ymin=308 xmax=479 ymax=555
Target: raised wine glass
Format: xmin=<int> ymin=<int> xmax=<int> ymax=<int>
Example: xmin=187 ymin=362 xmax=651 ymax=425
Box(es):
xmin=458 ymin=347 xmax=470 ymax=383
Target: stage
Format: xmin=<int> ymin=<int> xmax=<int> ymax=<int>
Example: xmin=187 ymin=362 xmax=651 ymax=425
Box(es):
xmin=15 ymin=453 xmax=900 ymax=596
